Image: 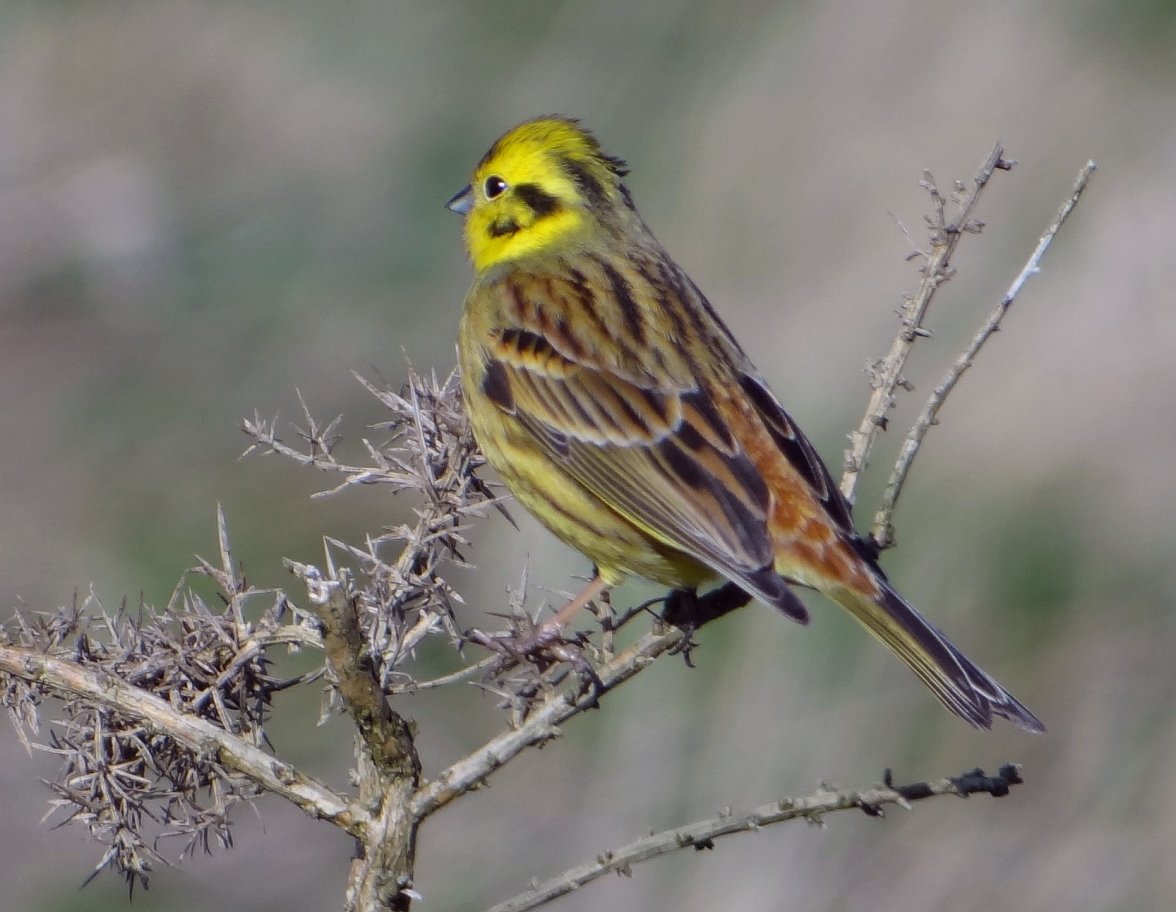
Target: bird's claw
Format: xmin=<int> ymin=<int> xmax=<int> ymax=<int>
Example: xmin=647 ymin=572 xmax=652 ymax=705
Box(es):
xmin=661 ymin=583 xmax=755 ymax=667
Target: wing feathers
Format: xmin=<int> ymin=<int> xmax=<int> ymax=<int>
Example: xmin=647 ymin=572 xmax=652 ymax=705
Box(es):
xmin=481 ymin=268 xmax=832 ymax=621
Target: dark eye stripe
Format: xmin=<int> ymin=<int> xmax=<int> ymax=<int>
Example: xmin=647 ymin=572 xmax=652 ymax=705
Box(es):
xmin=515 ymin=183 xmax=561 ymax=217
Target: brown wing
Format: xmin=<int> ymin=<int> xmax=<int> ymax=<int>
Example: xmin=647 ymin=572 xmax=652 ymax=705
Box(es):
xmin=478 ymin=267 xmax=807 ymax=620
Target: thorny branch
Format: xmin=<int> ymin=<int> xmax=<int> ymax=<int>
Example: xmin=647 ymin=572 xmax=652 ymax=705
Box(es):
xmin=0 ymin=642 xmax=362 ymax=827
xmin=870 ymin=159 xmax=1098 ymax=547
xmin=1 ymin=367 xmax=494 ymax=893
xmin=0 ymin=571 xmax=357 ymax=889
xmin=246 ymin=367 xmax=500 ymax=693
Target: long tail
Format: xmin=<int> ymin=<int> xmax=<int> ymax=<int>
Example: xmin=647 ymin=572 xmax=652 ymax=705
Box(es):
xmin=828 ymin=580 xmax=1045 ymax=732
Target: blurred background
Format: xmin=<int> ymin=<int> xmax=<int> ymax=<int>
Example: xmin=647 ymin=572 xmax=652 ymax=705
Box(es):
xmin=2 ymin=1 xmax=1173 ymax=910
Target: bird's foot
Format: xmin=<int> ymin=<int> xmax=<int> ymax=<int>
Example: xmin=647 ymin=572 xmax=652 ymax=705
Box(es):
xmin=662 ymin=581 xmax=753 ymax=628
xmin=662 ymin=583 xmax=754 ymax=666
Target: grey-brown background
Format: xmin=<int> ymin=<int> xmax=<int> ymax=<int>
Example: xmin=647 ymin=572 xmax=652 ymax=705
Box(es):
xmin=2 ymin=2 xmax=1172 ymax=910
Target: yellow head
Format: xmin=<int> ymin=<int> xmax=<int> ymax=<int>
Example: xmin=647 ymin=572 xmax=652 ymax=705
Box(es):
xmin=447 ymin=116 xmax=632 ymax=272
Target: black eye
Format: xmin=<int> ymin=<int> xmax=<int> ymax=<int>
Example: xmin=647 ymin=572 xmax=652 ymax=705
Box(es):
xmin=484 ymin=175 xmax=508 ymax=199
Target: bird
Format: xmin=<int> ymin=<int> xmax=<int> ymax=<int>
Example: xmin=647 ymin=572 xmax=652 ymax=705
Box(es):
xmin=446 ymin=115 xmax=1043 ymax=732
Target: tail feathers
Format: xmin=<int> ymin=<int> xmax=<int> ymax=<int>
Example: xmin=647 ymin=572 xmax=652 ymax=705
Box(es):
xmin=830 ymin=581 xmax=1045 ymax=733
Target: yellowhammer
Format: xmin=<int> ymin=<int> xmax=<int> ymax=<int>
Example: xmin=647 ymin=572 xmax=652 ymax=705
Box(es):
xmin=447 ymin=115 xmax=1043 ymax=732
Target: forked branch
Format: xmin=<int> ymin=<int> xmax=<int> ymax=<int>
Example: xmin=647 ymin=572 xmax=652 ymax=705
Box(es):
xmin=870 ymin=159 xmax=1097 ymax=546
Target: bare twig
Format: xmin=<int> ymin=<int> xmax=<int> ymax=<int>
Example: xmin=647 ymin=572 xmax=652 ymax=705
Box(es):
xmin=0 ymin=643 xmax=363 ymax=832
xmin=870 ymin=159 xmax=1097 ymax=547
xmin=841 ymin=143 xmax=1012 ymax=508
xmin=482 ymin=765 xmax=1028 ymax=912
xmin=386 ymin=654 xmax=500 ymax=693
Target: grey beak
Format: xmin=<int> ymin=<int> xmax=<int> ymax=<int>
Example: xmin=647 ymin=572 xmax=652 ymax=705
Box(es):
xmin=446 ymin=184 xmax=474 ymax=215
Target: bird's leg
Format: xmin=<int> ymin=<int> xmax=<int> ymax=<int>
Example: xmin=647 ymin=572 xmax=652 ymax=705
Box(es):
xmin=534 ymin=573 xmax=609 ymax=643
